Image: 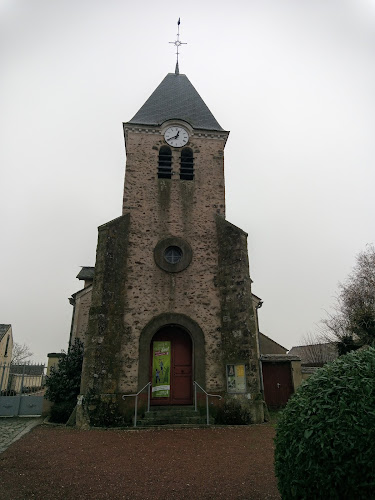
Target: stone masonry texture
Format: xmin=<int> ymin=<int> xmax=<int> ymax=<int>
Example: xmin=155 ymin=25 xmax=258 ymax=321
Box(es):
xmin=77 ymin=125 xmax=264 ymax=425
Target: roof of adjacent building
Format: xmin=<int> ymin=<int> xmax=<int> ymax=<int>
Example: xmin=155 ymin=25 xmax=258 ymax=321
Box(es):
xmin=288 ymin=343 xmax=338 ymax=366
xmin=70 ymin=283 xmax=93 ymax=302
xmin=10 ymin=364 xmax=44 ymax=376
xmin=76 ymin=267 xmax=95 ymax=281
xmin=0 ymin=324 xmax=11 ymax=342
xmin=259 ymin=332 xmax=288 ymax=355
xmin=260 ymin=354 xmax=301 ymax=362
xmin=126 ymin=73 xmax=224 ymax=131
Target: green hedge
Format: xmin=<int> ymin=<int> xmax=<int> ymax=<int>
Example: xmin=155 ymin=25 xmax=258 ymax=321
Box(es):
xmin=274 ymin=347 xmax=375 ymax=499
xmin=45 ymin=339 xmax=83 ymax=424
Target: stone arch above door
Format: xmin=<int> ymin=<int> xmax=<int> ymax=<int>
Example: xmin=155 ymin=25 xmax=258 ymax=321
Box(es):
xmin=138 ymin=313 xmax=205 ymax=390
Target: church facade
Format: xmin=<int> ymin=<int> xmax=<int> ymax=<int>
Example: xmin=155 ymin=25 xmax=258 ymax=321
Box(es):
xmin=72 ymin=69 xmax=264 ymax=426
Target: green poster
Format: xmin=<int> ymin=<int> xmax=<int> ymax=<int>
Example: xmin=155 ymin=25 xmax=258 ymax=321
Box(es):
xmin=152 ymin=341 xmax=171 ymax=398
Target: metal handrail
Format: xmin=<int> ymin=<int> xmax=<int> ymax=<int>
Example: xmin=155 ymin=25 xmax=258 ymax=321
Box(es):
xmin=122 ymin=382 xmax=151 ymax=428
xmin=193 ymin=381 xmax=222 ymax=425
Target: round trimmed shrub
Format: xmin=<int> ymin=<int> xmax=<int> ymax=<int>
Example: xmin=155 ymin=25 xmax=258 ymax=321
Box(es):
xmin=275 ymin=347 xmax=375 ymax=499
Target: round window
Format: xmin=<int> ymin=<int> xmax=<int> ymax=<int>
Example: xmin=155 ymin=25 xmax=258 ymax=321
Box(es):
xmin=154 ymin=237 xmax=192 ymax=273
xmin=164 ymin=246 xmax=183 ymax=264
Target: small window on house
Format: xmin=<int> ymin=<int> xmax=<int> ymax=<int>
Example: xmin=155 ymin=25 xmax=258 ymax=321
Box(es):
xmin=158 ymin=146 xmax=172 ymax=179
xmin=4 ymin=336 xmax=10 ymax=357
xmin=180 ymin=148 xmax=194 ymax=180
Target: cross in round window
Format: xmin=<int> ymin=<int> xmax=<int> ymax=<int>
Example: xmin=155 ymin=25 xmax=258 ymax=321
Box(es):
xmin=164 ymin=246 xmax=183 ymax=264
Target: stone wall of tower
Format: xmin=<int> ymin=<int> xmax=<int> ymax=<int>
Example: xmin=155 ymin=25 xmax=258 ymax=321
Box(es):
xmin=77 ymin=125 xmax=264 ymax=426
xmin=118 ymin=127 xmax=227 ymax=393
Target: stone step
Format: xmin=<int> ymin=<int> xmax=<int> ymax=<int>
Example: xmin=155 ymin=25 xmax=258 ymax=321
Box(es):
xmin=134 ymin=423 xmax=215 ymax=429
xmin=147 ymin=409 xmax=198 ymax=418
xmin=136 ymin=418 xmax=215 ymax=427
xmin=135 ymin=406 xmax=215 ymax=426
xmin=149 ymin=405 xmax=195 ymax=412
xmin=136 ymin=415 xmax=206 ymax=426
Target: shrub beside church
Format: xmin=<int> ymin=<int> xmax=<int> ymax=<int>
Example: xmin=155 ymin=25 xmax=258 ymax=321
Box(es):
xmin=275 ymin=347 xmax=375 ymax=499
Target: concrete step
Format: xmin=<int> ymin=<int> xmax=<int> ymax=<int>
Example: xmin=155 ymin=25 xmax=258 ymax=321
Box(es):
xmin=149 ymin=405 xmax=195 ymax=412
xmin=135 ymin=406 xmax=215 ymax=427
xmin=136 ymin=416 xmax=206 ymax=426
xmin=147 ymin=408 xmax=198 ymax=418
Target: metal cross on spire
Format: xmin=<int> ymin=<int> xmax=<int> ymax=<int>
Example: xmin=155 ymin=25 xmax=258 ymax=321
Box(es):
xmin=169 ymin=18 xmax=187 ymax=75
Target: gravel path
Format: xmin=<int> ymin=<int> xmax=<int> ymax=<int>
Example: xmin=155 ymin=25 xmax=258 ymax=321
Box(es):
xmin=0 ymin=424 xmax=280 ymax=499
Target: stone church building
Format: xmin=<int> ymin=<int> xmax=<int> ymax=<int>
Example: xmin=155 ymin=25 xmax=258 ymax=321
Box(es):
xmin=70 ymin=67 xmax=265 ymax=426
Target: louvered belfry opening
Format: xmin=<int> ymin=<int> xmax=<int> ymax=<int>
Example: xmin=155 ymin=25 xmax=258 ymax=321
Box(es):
xmin=158 ymin=146 xmax=172 ymax=179
xmin=180 ymin=147 xmax=194 ymax=180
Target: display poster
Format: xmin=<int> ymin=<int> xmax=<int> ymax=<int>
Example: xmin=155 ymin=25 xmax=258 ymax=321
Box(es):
xmin=152 ymin=341 xmax=171 ymax=398
xmin=227 ymin=364 xmax=246 ymax=393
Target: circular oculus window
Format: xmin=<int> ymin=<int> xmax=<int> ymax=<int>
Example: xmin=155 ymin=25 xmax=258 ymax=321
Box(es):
xmin=154 ymin=237 xmax=192 ymax=273
xmin=164 ymin=246 xmax=183 ymax=264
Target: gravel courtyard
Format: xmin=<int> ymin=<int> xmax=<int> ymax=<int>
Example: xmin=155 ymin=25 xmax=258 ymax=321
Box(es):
xmin=0 ymin=423 xmax=280 ymax=499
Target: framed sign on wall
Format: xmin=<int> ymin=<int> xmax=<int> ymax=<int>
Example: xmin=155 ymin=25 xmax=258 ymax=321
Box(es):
xmin=226 ymin=364 xmax=246 ymax=394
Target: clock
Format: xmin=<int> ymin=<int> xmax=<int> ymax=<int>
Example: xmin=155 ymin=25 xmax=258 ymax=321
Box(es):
xmin=164 ymin=126 xmax=189 ymax=147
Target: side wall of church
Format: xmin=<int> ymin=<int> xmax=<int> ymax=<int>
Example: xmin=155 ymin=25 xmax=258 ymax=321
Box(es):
xmin=70 ymin=287 xmax=92 ymax=346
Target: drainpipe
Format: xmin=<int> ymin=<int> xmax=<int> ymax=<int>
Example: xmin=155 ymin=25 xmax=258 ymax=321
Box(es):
xmin=68 ymin=296 xmax=76 ymax=349
xmin=255 ymin=300 xmax=265 ymax=395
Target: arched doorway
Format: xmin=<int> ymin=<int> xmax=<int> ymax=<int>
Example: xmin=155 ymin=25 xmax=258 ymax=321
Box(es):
xmin=150 ymin=325 xmax=192 ymax=405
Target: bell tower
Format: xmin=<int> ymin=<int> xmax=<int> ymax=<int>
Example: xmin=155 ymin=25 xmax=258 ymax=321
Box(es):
xmin=77 ymin=67 xmax=264 ymax=426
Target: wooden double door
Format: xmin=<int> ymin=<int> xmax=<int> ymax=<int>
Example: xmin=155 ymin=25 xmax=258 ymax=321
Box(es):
xmin=150 ymin=326 xmax=192 ymax=405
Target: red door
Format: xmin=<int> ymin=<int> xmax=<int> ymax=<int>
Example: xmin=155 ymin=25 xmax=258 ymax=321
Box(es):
xmin=262 ymin=362 xmax=294 ymax=408
xmin=150 ymin=326 xmax=192 ymax=405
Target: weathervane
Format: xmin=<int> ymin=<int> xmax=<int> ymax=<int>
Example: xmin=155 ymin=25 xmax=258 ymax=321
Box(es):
xmin=169 ymin=18 xmax=187 ymax=75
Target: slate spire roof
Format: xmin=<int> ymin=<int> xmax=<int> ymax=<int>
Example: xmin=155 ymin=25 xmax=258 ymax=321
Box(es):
xmin=126 ymin=73 xmax=224 ymax=131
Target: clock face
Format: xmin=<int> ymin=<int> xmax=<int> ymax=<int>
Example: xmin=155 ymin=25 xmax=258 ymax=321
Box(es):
xmin=164 ymin=126 xmax=189 ymax=147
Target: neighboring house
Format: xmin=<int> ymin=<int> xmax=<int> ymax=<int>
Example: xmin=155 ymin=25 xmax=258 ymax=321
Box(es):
xmin=8 ymin=364 xmax=45 ymax=393
xmin=0 ymin=325 xmax=13 ymax=392
xmin=259 ymin=332 xmax=288 ymax=355
xmin=0 ymin=324 xmax=13 ymax=364
xmin=288 ymin=343 xmax=338 ymax=380
xmin=46 ymin=353 xmax=65 ymax=376
xmin=288 ymin=343 xmax=338 ymax=366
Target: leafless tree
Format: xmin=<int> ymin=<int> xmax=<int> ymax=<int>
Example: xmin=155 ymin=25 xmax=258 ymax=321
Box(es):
xmin=299 ymin=332 xmax=338 ymax=366
xmin=11 ymin=342 xmax=33 ymax=364
xmin=321 ymin=244 xmax=375 ymax=354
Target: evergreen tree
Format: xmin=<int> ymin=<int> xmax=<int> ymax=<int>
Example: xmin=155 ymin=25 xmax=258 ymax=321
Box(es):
xmin=45 ymin=338 xmax=84 ymax=422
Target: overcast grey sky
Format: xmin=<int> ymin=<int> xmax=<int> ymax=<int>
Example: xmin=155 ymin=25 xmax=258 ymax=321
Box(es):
xmin=1 ymin=0 xmax=374 ymax=361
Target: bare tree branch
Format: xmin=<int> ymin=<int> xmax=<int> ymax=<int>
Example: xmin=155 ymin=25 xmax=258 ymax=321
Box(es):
xmin=11 ymin=342 xmax=33 ymax=364
xmin=320 ymin=244 xmax=375 ymax=354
